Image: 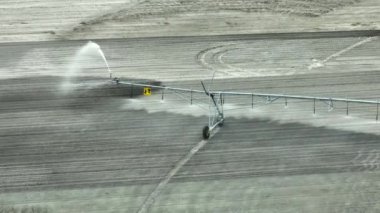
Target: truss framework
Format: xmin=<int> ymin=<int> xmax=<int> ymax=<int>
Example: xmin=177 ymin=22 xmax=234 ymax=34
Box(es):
xmin=111 ymin=77 xmax=380 ymax=139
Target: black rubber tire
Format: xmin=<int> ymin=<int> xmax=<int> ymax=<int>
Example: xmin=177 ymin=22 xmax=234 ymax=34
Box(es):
xmin=202 ymin=126 xmax=210 ymax=139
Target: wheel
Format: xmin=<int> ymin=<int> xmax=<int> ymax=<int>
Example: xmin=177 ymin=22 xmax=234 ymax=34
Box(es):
xmin=202 ymin=126 xmax=210 ymax=139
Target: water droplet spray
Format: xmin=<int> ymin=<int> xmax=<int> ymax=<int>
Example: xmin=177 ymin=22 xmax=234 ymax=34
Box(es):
xmin=61 ymin=41 xmax=112 ymax=93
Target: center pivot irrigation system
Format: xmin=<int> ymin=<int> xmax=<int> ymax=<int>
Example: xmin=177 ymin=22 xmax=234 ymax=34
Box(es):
xmin=109 ymin=72 xmax=380 ymax=139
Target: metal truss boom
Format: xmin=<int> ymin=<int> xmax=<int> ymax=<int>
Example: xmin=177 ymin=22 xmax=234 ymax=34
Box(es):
xmin=113 ymin=78 xmax=379 ymax=104
xmin=219 ymin=91 xmax=379 ymax=105
xmin=111 ymin=78 xmax=379 ymax=139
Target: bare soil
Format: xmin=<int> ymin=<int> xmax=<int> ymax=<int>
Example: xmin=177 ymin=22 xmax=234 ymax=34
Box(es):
xmin=1 ymin=0 xmax=380 ymax=42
